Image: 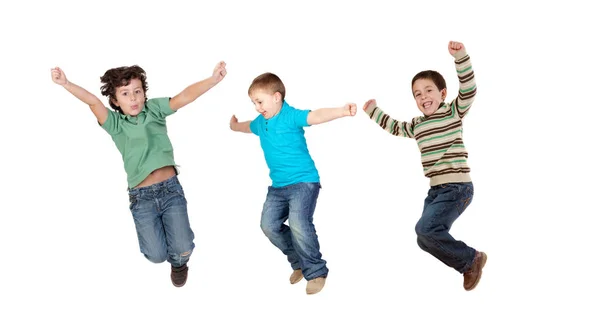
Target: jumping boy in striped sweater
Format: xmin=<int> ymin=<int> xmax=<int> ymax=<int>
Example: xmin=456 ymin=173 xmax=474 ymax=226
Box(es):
xmin=362 ymin=41 xmax=486 ymax=291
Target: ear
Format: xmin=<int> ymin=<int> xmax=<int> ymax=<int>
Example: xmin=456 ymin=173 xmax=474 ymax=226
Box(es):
xmin=441 ymin=88 xmax=447 ymax=101
xmin=111 ymin=97 xmax=120 ymax=108
xmin=273 ymin=92 xmax=282 ymax=103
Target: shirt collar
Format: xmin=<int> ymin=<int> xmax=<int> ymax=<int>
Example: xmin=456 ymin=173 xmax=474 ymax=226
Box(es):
xmin=119 ymin=105 xmax=147 ymax=124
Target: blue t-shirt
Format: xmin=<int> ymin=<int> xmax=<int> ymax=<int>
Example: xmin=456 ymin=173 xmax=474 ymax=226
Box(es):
xmin=250 ymin=101 xmax=320 ymax=187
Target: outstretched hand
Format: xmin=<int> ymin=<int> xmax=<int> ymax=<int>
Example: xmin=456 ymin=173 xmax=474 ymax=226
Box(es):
xmin=343 ymin=103 xmax=357 ymax=117
xmin=51 ymin=67 xmax=68 ymax=86
xmin=362 ymin=99 xmax=377 ymax=113
xmin=448 ymin=41 xmax=465 ymax=56
xmin=230 ymin=114 xmax=238 ymax=130
xmin=213 ymin=61 xmax=227 ymax=83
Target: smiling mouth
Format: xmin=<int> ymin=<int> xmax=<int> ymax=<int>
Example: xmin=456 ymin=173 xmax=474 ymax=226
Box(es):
xmin=422 ymin=101 xmax=432 ymax=109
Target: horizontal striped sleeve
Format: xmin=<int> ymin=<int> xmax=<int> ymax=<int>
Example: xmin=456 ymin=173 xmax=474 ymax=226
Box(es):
xmin=452 ymin=52 xmax=477 ymax=119
xmin=367 ymin=106 xmax=415 ymax=138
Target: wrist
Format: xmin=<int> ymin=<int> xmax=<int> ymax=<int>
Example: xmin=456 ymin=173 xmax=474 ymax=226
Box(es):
xmin=452 ymin=48 xmax=468 ymax=60
xmin=365 ymin=104 xmax=376 ymax=115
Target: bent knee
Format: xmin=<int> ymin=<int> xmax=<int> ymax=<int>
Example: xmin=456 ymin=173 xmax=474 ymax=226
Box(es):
xmin=416 ymin=235 xmax=429 ymax=251
xmin=415 ymin=222 xmax=429 ymax=237
xmin=260 ymin=223 xmax=278 ymax=237
xmin=145 ymin=253 xmax=168 ymax=264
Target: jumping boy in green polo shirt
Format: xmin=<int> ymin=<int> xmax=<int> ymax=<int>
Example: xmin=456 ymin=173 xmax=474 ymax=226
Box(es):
xmin=51 ymin=61 xmax=227 ymax=287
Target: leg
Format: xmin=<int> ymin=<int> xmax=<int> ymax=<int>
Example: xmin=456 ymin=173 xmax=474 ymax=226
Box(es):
xmin=161 ymin=182 xmax=195 ymax=268
xmin=260 ymin=186 xmax=302 ymax=270
xmin=414 ymin=183 xmax=476 ymax=273
xmin=287 ymin=183 xmax=328 ymax=281
xmin=129 ymin=193 xmax=168 ymax=264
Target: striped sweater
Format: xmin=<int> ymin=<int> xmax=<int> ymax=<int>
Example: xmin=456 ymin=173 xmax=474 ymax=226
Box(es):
xmin=366 ymin=49 xmax=477 ymax=186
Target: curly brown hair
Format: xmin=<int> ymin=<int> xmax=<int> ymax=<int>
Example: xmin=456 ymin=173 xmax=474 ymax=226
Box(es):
xmin=100 ymin=65 xmax=148 ymax=114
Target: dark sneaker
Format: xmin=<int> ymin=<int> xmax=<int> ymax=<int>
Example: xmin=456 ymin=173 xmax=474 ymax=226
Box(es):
xmin=463 ymin=251 xmax=487 ymax=291
xmin=171 ymin=264 xmax=188 ymax=287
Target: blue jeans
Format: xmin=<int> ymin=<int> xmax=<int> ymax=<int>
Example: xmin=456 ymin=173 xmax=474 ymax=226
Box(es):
xmin=415 ymin=182 xmax=476 ymax=273
xmin=128 ymin=176 xmax=195 ymax=267
xmin=260 ymin=182 xmax=328 ymax=280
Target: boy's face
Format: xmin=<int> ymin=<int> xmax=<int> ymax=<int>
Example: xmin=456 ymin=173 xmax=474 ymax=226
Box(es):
xmin=249 ymin=89 xmax=282 ymax=119
xmin=113 ymin=78 xmax=145 ymax=116
xmin=412 ymin=78 xmax=446 ymax=116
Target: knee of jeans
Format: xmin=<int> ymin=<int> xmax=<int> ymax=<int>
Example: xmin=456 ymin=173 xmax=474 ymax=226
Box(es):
xmin=145 ymin=252 xmax=168 ymax=264
xmin=260 ymin=222 xmax=277 ymax=238
xmin=288 ymin=221 xmax=308 ymax=240
xmin=415 ymin=222 xmax=428 ymax=237
xmin=416 ymin=236 xmax=429 ymax=251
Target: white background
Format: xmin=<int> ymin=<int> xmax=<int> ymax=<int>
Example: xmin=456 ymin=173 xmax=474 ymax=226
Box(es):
xmin=1 ymin=0 xmax=598 ymax=330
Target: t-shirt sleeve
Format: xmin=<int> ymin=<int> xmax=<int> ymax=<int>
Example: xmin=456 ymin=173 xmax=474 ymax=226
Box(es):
xmin=146 ymin=97 xmax=175 ymax=119
xmin=100 ymin=109 xmax=121 ymax=135
xmin=289 ymin=106 xmax=311 ymax=127
xmin=249 ymin=115 xmax=262 ymax=136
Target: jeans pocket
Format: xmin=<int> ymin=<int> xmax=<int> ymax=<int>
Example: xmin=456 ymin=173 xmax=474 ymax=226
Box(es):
xmin=128 ymin=194 xmax=138 ymax=211
xmin=456 ymin=185 xmax=473 ymax=215
xmin=167 ymin=184 xmax=185 ymax=197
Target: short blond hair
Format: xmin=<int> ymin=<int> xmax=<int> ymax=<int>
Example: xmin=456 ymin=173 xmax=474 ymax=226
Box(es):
xmin=248 ymin=72 xmax=286 ymax=100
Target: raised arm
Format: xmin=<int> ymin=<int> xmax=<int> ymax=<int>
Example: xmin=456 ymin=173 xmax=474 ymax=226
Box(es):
xmin=51 ymin=67 xmax=108 ymax=124
xmin=306 ymin=103 xmax=357 ymax=125
xmin=169 ymin=61 xmax=227 ymax=111
xmin=230 ymin=115 xmax=252 ymax=134
xmin=448 ymin=41 xmax=476 ymax=119
xmin=362 ymin=99 xmax=416 ymax=138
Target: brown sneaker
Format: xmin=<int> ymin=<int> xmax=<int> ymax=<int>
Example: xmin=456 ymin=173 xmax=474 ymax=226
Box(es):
xmin=306 ymin=276 xmax=326 ymax=295
xmin=171 ymin=264 xmax=188 ymax=287
xmin=463 ymin=251 xmax=487 ymax=291
xmin=290 ymin=269 xmax=303 ymax=284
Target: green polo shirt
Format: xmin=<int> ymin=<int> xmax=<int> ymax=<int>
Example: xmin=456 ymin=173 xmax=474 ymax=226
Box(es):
xmin=101 ymin=97 xmax=176 ymax=188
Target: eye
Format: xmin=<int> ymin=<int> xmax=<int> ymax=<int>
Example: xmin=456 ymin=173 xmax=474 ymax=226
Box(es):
xmin=135 ymin=90 xmax=142 ymax=94
xmin=122 ymin=92 xmax=128 ymax=96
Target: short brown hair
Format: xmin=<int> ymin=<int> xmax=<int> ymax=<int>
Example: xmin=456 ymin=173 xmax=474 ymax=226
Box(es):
xmin=248 ymin=72 xmax=286 ymax=100
xmin=100 ymin=65 xmax=148 ymax=114
xmin=411 ymin=70 xmax=446 ymax=93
